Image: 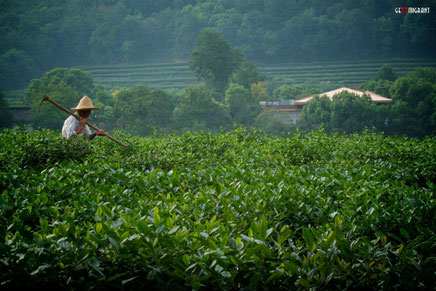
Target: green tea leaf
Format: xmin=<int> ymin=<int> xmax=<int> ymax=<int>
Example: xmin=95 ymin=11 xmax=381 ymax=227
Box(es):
xmin=168 ymin=226 xmax=180 ymax=234
xmin=183 ymin=254 xmax=190 ymax=266
xmin=136 ymin=220 xmax=149 ymax=235
xmin=122 ymin=276 xmax=139 ymax=285
xmin=400 ymin=228 xmax=410 ymax=240
xmin=302 ymin=228 xmax=315 ymax=252
xmin=96 ymin=206 xmax=103 ymax=217
xmin=96 ymin=223 xmax=103 ymax=234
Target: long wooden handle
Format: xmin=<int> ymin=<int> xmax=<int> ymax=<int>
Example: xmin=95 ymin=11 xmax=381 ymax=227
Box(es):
xmin=41 ymin=95 xmax=127 ymax=147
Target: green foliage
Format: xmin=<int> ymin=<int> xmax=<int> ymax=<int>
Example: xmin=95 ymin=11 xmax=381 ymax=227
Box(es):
xmin=0 ymin=49 xmax=38 ymax=90
xmin=26 ymin=68 xmax=95 ymax=129
xmin=272 ymin=84 xmax=307 ymax=100
xmin=189 ymin=29 xmax=243 ymax=97
xmin=301 ymin=91 xmax=388 ymax=134
xmin=17 ymin=64 xmax=436 ymax=138
xmin=225 ymin=83 xmax=261 ymax=126
xmin=254 ymin=110 xmax=295 ymax=135
xmin=113 ymin=86 xmax=152 ymax=135
xmin=250 ymin=81 xmax=269 ymax=102
xmin=91 ymin=85 xmax=116 ymax=130
xmin=375 ymin=64 xmax=397 ymax=82
xmin=0 ymin=90 xmax=13 ymax=128
xmin=230 ymin=59 xmax=265 ymax=89
xmin=388 ymin=67 xmax=436 ymax=137
xmin=74 ymin=59 xmax=436 ymax=92
xmin=113 ymin=86 xmax=174 ymax=135
xmin=0 ymin=127 xmax=434 ymax=289
xmin=173 ymin=86 xmax=231 ymax=131
xmin=148 ymin=90 xmax=174 ymax=131
xmin=300 ymin=67 xmax=436 ymax=137
xmin=1 ymin=0 xmax=436 ymax=90
xmin=273 ymin=84 xmax=294 ymax=100
xmin=0 ymin=128 xmax=92 ymax=171
xmin=360 ymin=79 xmax=393 ymax=98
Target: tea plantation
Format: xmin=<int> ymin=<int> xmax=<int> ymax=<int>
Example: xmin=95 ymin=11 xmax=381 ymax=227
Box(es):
xmin=78 ymin=59 xmax=436 ymax=90
xmin=0 ymin=128 xmax=434 ymax=290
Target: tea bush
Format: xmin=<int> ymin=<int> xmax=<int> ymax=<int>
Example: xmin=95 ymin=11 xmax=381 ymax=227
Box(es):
xmin=0 ymin=128 xmax=434 ymax=289
xmin=0 ymin=128 xmax=92 ymax=170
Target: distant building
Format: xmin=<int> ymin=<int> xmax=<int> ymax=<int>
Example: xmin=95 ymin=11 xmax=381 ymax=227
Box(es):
xmin=294 ymin=87 xmax=393 ymax=105
xmin=259 ymin=99 xmax=302 ymax=125
xmin=260 ymin=87 xmax=393 ymax=124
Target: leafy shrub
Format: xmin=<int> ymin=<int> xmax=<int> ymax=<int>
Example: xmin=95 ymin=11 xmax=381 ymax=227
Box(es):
xmin=0 ymin=128 xmax=92 ymax=170
xmin=0 ymin=128 xmax=434 ymax=289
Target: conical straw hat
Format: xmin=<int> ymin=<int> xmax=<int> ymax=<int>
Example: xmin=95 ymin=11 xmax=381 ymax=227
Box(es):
xmin=71 ymin=96 xmax=100 ymax=111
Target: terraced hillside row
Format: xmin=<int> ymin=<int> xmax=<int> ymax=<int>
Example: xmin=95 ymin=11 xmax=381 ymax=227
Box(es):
xmin=78 ymin=59 xmax=436 ymax=90
xmin=78 ymin=62 xmax=198 ymax=90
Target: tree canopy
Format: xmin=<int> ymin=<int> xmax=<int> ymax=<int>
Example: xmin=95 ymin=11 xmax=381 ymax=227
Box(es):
xmin=375 ymin=64 xmax=397 ymax=82
xmin=26 ymin=68 xmax=95 ymax=129
xmin=225 ymin=83 xmax=261 ymax=126
xmin=388 ymin=67 xmax=436 ymax=137
xmin=300 ymin=91 xmax=389 ymax=134
xmin=190 ymin=29 xmax=243 ymax=97
xmin=301 ymin=67 xmax=436 ymax=137
xmin=173 ymin=86 xmax=231 ymax=131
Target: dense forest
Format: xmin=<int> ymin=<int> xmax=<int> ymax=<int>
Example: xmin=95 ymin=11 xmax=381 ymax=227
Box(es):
xmin=1 ymin=0 xmax=435 ymax=90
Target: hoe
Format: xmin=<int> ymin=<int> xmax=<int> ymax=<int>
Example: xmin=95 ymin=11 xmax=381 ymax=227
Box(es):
xmin=38 ymin=95 xmax=127 ymax=147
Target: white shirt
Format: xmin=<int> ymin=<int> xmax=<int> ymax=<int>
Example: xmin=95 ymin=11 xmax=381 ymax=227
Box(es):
xmin=62 ymin=115 xmax=92 ymax=139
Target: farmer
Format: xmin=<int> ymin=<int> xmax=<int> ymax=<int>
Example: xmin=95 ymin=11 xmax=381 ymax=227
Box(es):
xmin=62 ymin=95 xmax=104 ymax=140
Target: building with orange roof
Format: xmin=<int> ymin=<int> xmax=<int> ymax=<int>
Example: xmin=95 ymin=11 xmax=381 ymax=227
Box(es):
xmin=294 ymin=87 xmax=393 ymax=105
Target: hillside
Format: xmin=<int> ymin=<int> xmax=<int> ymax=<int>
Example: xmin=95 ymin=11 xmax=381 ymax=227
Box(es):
xmin=76 ymin=58 xmax=436 ymax=90
xmin=1 ymin=0 xmax=435 ymax=90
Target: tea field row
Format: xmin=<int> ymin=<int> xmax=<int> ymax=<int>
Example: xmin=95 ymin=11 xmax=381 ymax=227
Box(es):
xmin=0 ymin=128 xmax=434 ymax=289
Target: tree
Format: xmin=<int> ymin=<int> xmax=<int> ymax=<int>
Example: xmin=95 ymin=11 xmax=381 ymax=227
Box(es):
xmin=1 ymin=0 xmax=436 ymax=68
xmin=225 ymin=83 xmax=261 ymax=125
xmin=250 ymin=82 xmax=269 ymax=102
xmin=272 ymin=84 xmax=298 ymax=100
xmin=389 ymin=67 xmax=436 ymax=137
xmin=300 ymin=91 xmax=388 ymax=134
xmin=111 ymin=86 xmax=174 ymax=135
xmin=255 ymin=110 xmax=294 ymax=136
xmin=148 ymin=89 xmax=174 ymax=131
xmin=26 ymin=68 xmax=95 ymax=129
xmin=174 ymin=8 xmax=202 ymax=57
xmin=230 ymin=59 xmax=265 ymax=89
xmin=375 ymin=64 xmax=397 ymax=82
xmin=189 ymin=29 xmax=243 ymax=98
xmin=360 ymin=79 xmax=393 ymax=98
xmin=300 ymin=95 xmax=332 ymax=130
xmin=328 ymin=92 xmax=385 ymax=133
xmin=173 ymin=86 xmax=231 ymax=131
xmin=91 ymin=85 xmax=116 ymax=131
xmin=0 ymin=90 xmax=13 ymax=128
xmin=273 ymin=85 xmax=292 ymax=100
xmin=113 ymin=85 xmax=153 ymax=136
